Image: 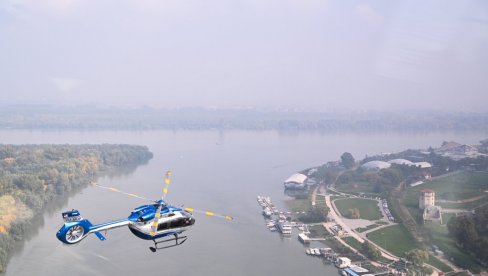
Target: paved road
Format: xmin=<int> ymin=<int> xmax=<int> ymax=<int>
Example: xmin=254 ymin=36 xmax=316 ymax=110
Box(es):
xmin=323 ymin=193 xmax=399 ymax=261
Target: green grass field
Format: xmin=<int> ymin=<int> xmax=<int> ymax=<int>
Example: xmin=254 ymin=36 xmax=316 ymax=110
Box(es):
xmin=422 ymin=223 xmax=484 ymax=273
xmin=334 ymin=198 xmax=382 ymax=220
xmin=366 ymin=225 xmax=418 ymax=257
xmin=409 ymin=171 xmax=488 ymax=201
xmin=335 ymin=180 xmax=380 ymax=195
xmin=426 ymin=255 xmax=453 ymax=273
xmin=437 ymin=196 xmax=488 ymax=210
xmin=309 ymin=224 xmax=329 ymax=238
xmin=285 ymin=198 xmax=310 ymax=213
xmin=315 ymin=195 xmax=326 ymax=204
xmin=343 ymin=236 xmax=363 ymax=252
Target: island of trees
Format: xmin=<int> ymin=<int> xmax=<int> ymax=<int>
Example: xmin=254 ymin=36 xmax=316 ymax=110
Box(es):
xmin=0 ymin=144 xmax=153 ymax=273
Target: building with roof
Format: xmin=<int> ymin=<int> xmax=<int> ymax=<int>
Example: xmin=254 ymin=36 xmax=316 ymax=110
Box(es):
xmin=342 ymin=266 xmax=370 ymax=276
xmin=419 ymin=189 xmax=442 ymax=224
xmin=388 ymin=159 xmax=415 ymax=166
xmin=361 ymin=161 xmax=391 ymax=171
xmin=414 ymin=161 xmax=432 ymax=168
xmin=423 ymin=205 xmax=442 ymax=224
xmin=435 ymin=141 xmax=482 ymax=160
xmin=284 ymin=173 xmax=307 ymax=189
xmin=419 ymin=189 xmax=435 ymax=209
xmin=335 ymin=257 xmax=351 ymax=268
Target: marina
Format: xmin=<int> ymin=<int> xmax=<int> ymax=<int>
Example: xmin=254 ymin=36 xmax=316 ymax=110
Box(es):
xmin=257 ymin=195 xmax=297 ymax=235
xmin=256 ymin=194 xmax=392 ymax=276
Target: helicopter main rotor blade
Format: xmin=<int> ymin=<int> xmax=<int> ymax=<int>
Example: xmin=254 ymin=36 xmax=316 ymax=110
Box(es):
xmin=162 ymin=171 xmax=172 ymax=200
xmin=91 ymin=183 xmax=154 ymax=202
xmin=184 ymin=207 xmax=233 ymax=221
xmin=150 ymin=170 xmax=172 ymax=236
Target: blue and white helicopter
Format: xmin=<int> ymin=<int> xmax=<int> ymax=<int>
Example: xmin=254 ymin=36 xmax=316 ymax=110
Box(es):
xmin=56 ymin=171 xmax=233 ymax=252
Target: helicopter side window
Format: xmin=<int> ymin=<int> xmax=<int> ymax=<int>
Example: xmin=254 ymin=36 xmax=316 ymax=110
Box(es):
xmin=157 ymin=222 xmax=170 ymax=231
xmin=170 ymin=218 xmax=185 ymax=228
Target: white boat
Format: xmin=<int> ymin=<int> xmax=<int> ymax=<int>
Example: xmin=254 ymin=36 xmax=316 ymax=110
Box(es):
xmin=277 ymin=221 xmax=292 ymax=235
xmin=263 ymin=208 xmax=273 ymax=218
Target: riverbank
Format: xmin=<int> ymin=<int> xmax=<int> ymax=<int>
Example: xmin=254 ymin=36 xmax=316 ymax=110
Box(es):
xmin=282 ymin=139 xmax=488 ymax=274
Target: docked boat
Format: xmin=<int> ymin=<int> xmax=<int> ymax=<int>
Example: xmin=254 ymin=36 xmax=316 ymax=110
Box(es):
xmin=277 ymin=221 xmax=292 ymax=235
xmin=262 ymin=208 xmax=273 ymax=218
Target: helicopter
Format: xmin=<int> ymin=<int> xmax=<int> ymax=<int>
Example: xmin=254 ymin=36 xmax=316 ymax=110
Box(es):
xmin=56 ymin=171 xmax=233 ymax=252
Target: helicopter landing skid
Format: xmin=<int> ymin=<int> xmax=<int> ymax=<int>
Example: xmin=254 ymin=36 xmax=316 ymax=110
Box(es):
xmin=149 ymin=234 xmax=187 ymax=252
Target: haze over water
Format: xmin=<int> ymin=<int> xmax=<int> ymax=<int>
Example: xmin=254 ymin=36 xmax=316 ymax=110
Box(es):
xmin=2 ymin=129 xmax=487 ymax=276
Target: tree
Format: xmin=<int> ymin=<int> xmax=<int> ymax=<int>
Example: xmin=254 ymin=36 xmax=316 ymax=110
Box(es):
xmin=298 ymin=204 xmax=329 ymax=223
xmin=405 ymin=249 xmax=429 ymax=267
xmin=341 ymin=152 xmax=355 ymax=169
xmin=361 ymin=241 xmax=381 ymax=260
xmin=347 ymin=208 xmax=360 ymax=219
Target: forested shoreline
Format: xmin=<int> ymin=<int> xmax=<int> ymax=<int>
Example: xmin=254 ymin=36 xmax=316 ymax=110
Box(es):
xmin=1 ymin=104 xmax=487 ymax=132
xmin=0 ymin=144 xmax=153 ymax=273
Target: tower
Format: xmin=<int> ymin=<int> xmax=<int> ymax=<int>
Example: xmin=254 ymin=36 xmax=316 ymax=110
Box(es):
xmin=419 ymin=189 xmax=435 ymax=210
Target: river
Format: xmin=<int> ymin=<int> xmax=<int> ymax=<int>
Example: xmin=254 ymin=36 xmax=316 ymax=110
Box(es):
xmin=1 ymin=130 xmax=486 ymax=276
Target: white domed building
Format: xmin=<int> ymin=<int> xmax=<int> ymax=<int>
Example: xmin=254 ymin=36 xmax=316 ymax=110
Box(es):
xmin=361 ymin=161 xmax=391 ymax=171
xmin=388 ymin=159 xmax=415 ymax=166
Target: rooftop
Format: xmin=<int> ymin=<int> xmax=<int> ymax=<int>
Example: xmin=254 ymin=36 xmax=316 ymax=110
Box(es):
xmin=284 ymin=173 xmax=307 ymax=184
xmin=361 ymin=160 xmax=391 ymax=170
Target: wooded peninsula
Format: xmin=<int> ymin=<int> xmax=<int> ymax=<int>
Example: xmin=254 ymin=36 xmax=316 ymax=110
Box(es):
xmin=0 ymin=144 xmax=153 ymax=273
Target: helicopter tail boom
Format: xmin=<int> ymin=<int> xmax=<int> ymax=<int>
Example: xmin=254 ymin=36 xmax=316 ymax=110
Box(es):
xmin=56 ymin=209 xmax=129 ymax=244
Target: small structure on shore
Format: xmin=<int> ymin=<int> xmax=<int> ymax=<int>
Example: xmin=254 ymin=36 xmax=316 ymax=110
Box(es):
xmin=419 ymin=189 xmax=442 ymax=224
xmin=284 ymin=173 xmax=308 ymax=190
xmin=298 ymin=233 xmax=310 ymax=244
xmin=335 ymin=257 xmax=351 ymax=268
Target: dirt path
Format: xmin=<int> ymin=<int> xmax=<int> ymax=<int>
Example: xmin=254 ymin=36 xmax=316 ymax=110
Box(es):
xmin=437 ymin=194 xmax=486 ymax=204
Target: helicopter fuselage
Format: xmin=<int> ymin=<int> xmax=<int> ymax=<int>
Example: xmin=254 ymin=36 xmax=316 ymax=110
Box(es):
xmin=56 ymin=203 xmax=195 ymax=244
xmin=127 ymin=204 xmax=195 ymax=240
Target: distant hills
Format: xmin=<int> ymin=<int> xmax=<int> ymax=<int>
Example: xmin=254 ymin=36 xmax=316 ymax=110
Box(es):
xmin=0 ymin=104 xmax=487 ymax=132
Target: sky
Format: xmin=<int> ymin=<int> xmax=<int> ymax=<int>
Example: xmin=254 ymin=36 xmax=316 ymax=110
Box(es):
xmin=0 ymin=0 xmax=487 ymax=111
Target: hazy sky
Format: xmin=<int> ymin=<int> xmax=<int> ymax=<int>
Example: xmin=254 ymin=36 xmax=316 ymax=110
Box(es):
xmin=1 ymin=0 xmax=487 ymax=111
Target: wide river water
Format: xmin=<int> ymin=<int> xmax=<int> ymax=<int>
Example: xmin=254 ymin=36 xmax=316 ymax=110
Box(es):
xmin=1 ymin=130 xmax=487 ymax=276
